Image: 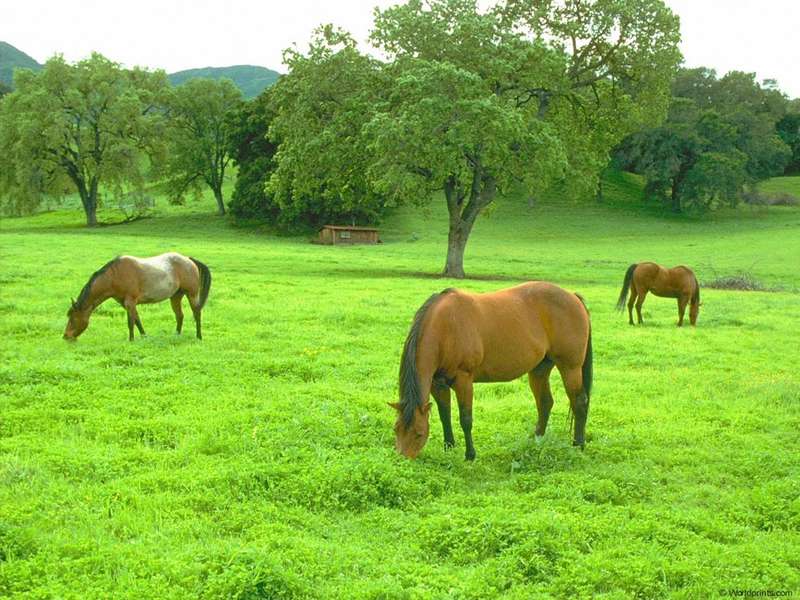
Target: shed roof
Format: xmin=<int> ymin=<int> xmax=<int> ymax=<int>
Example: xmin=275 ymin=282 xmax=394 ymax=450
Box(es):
xmin=320 ymin=225 xmax=379 ymax=232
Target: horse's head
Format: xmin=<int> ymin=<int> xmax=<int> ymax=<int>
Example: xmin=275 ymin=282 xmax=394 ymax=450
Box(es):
xmin=64 ymin=299 xmax=89 ymax=340
xmin=389 ymin=402 xmax=431 ymax=459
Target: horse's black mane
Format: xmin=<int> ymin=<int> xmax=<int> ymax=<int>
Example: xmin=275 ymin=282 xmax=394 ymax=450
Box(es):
xmin=72 ymin=257 xmax=119 ymax=310
xmin=398 ymin=288 xmax=454 ymax=428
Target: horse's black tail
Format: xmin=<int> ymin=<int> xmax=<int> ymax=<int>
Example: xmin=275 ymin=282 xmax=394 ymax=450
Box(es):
xmin=568 ymin=294 xmax=593 ymax=437
xmin=575 ymin=293 xmax=593 ymax=404
xmin=583 ymin=327 xmax=593 ymax=406
xmin=189 ymin=257 xmax=212 ymax=309
xmin=616 ymin=263 xmax=638 ymax=311
xmin=398 ymin=289 xmax=452 ymax=429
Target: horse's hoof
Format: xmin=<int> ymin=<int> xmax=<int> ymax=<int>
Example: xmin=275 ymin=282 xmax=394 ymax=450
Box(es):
xmin=572 ymin=440 xmax=585 ymax=450
xmin=444 ymin=441 xmax=455 ymax=451
xmin=465 ymin=450 xmax=476 ymax=461
xmin=535 ymin=434 xmax=545 ymax=445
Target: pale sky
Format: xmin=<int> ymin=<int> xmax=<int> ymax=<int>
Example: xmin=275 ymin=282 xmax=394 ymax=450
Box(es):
xmin=2 ymin=0 xmax=799 ymax=98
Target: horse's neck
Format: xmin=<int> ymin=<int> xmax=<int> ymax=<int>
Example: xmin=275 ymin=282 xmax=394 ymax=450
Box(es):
xmin=86 ymin=273 xmax=113 ymax=311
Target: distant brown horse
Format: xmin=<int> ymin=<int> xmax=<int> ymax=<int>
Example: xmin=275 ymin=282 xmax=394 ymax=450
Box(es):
xmin=64 ymin=253 xmax=211 ymax=341
xmin=616 ymin=262 xmax=700 ymax=326
xmin=390 ymin=282 xmax=593 ymax=461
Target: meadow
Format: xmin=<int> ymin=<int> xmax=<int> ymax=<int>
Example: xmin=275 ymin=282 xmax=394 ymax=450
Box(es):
xmin=1 ymin=173 xmax=799 ymax=599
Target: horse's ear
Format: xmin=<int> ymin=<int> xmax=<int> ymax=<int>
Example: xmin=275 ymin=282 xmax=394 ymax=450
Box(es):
xmin=70 ymin=298 xmax=77 ymax=309
xmin=387 ymin=402 xmax=401 ymax=412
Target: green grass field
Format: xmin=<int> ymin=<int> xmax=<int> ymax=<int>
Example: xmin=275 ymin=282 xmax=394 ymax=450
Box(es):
xmin=2 ymin=174 xmax=799 ymax=598
xmin=758 ymin=175 xmax=800 ymax=198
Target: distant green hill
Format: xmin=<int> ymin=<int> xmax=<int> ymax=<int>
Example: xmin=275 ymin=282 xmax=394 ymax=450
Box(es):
xmin=168 ymin=65 xmax=280 ymax=99
xmin=0 ymin=41 xmax=42 ymax=87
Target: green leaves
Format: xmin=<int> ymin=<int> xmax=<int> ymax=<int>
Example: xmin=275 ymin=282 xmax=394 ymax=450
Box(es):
xmin=0 ymin=53 xmax=169 ymax=224
xmin=615 ymin=67 xmax=794 ymax=211
xmin=266 ymin=28 xmax=388 ymax=227
xmin=263 ymin=0 xmax=679 ymax=272
xmin=160 ymin=78 xmax=243 ymax=215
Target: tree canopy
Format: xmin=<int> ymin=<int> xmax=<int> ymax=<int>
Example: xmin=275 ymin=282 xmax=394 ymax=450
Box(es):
xmin=614 ymin=68 xmax=793 ymax=211
xmin=227 ymin=88 xmax=280 ymax=220
xmin=0 ymin=53 xmax=168 ymax=225
xmin=266 ymin=26 xmax=388 ymax=228
xmin=161 ymin=77 xmax=243 ymax=215
xmin=266 ymin=0 xmax=681 ymax=276
xmin=776 ymin=100 xmax=800 ymax=174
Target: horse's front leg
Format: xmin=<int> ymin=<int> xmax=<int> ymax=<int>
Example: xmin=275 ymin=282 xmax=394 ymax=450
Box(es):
xmin=453 ymin=373 xmax=476 ymax=461
xmin=432 ymin=382 xmax=455 ymax=450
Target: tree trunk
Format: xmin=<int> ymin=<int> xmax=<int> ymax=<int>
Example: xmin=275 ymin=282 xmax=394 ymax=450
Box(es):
xmin=670 ymin=177 xmax=682 ymax=213
xmin=443 ymin=222 xmax=470 ymax=278
xmin=213 ymin=186 xmax=225 ymax=216
xmin=441 ymin=173 xmax=496 ymax=279
xmin=85 ymin=201 xmax=98 ymax=227
xmin=76 ymin=177 xmax=98 ymax=227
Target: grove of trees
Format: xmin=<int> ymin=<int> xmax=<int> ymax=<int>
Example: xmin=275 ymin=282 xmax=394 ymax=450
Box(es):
xmin=1 ymin=0 xmax=798 ymax=276
xmin=237 ymin=0 xmax=684 ymax=277
xmin=614 ymin=68 xmax=795 ymax=211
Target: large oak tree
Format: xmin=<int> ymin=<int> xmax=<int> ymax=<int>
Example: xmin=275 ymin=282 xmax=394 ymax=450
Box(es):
xmin=368 ymin=0 xmax=681 ymax=277
xmin=161 ymin=77 xmax=243 ymax=215
xmin=0 ymin=54 xmax=168 ymax=226
xmin=268 ymin=0 xmax=681 ymax=276
xmin=267 ymin=27 xmax=388 ymax=227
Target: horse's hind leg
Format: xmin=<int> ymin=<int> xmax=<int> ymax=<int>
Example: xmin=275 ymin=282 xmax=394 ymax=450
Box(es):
xmin=453 ymin=373 xmax=476 ymax=461
xmin=558 ymin=364 xmax=589 ymax=449
xmin=635 ymin=290 xmax=647 ymax=325
xmin=529 ymin=357 xmax=555 ymax=440
xmin=431 ymin=380 xmax=455 ymax=450
xmin=188 ymin=296 xmax=203 ymax=340
xmin=677 ymin=295 xmax=688 ymax=327
xmin=170 ymin=292 xmax=184 ymax=334
xmin=627 ymin=284 xmax=637 ymax=325
xmin=123 ymin=298 xmax=140 ymax=342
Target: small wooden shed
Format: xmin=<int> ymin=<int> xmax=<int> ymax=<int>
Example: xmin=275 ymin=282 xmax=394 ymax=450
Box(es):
xmin=317 ymin=225 xmax=380 ymax=245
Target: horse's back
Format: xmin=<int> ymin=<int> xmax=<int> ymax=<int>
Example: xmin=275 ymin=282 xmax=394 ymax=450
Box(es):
xmin=119 ymin=253 xmax=192 ymax=303
xmin=632 ymin=262 xmax=696 ymax=299
xmin=425 ymin=282 xmax=588 ymax=381
xmin=508 ymin=282 xmax=589 ymax=365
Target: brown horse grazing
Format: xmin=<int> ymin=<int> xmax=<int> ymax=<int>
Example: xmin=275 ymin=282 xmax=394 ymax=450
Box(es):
xmin=64 ymin=253 xmax=211 ymax=341
xmin=390 ymin=282 xmax=593 ymax=461
xmin=616 ymin=262 xmax=700 ymax=326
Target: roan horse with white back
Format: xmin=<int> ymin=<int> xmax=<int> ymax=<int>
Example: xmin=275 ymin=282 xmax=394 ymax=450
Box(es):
xmin=391 ymin=282 xmax=593 ymax=461
xmin=64 ymin=253 xmax=211 ymax=341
